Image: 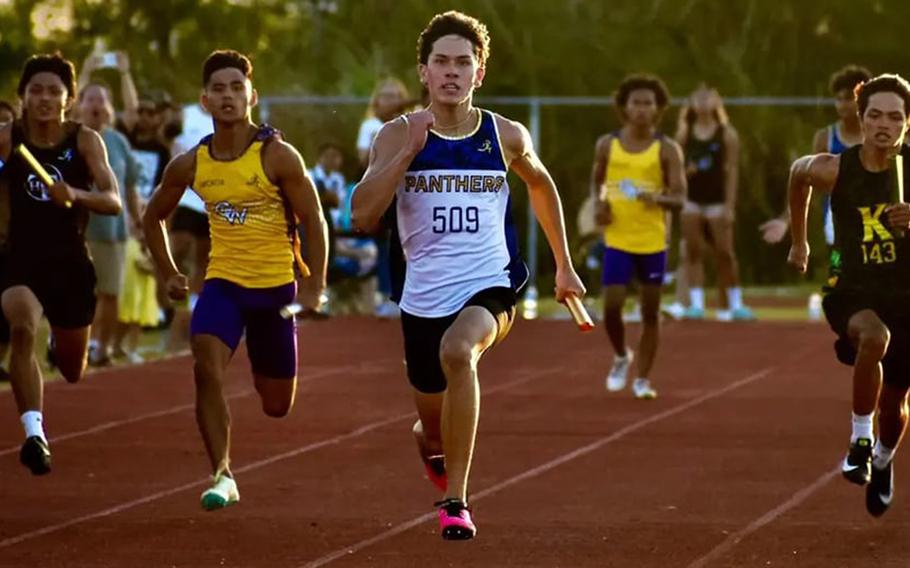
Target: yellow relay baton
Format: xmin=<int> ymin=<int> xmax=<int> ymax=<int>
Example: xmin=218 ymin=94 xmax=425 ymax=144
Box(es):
xmin=891 ymin=153 xmax=905 ymax=238
xmin=896 ymin=154 xmax=905 ymax=203
xmin=14 ymin=144 xmax=72 ymax=208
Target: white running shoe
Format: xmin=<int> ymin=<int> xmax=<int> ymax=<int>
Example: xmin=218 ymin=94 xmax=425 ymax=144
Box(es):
xmin=632 ymin=378 xmax=657 ymax=400
xmin=200 ymin=473 xmax=239 ymax=511
xmin=715 ymin=309 xmax=733 ymax=322
xmin=662 ymin=302 xmax=686 ymax=320
xmin=606 ymin=350 xmax=634 ymax=392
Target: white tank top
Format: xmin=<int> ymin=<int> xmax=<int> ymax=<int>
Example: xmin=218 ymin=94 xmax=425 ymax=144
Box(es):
xmin=394 ymin=110 xmax=526 ymax=317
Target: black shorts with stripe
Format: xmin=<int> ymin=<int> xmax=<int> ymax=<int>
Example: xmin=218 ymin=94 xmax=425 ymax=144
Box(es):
xmin=400 ymin=286 xmax=517 ymax=394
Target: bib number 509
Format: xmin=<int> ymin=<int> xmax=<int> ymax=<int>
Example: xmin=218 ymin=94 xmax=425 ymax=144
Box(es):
xmin=432 ymin=206 xmax=479 ymax=234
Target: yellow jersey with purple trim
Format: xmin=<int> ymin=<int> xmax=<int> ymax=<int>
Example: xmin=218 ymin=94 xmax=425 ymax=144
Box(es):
xmin=601 ymin=136 xmax=666 ymax=254
xmin=193 ymin=126 xmax=297 ymax=288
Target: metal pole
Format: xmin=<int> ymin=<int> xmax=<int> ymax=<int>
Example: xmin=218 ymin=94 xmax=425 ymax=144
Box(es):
xmin=522 ymin=97 xmax=541 ymax=319
xmin=259 ymin=99 xmax=271 ymax=124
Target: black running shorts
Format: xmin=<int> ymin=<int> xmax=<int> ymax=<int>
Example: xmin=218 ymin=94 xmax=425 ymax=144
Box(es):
xmin=400 ymin=286 xmax=517 ymax=394
xmin=6 ymin=254 xmax=97 ymax=329
xmin=0 ymin=253 xmax=9 ymax=343
xmin=823 ymin=288 xmax=910 ymax=389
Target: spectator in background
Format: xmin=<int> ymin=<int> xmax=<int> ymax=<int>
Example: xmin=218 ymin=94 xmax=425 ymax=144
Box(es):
xmin=674 ymin=85 xmax=753 ymax=321
xmin=357 ymin=78 xmax=412 ymax=168
xmin=76 ymin=82 xmax=141 ymax=365
xmin=117 ymin=88 xmax=171 ymax=199
xmin=113 ymin=213 xmax=159 ymax=364
xmin=78 ymin=50 xmax=169 ymax=200
xmin=166 ymin=103 xmax=211 ymax=351
xmin=357 ymin=77 xmax=411 ymax=318
xmin=0 ymin=101 xmax=15 ymax=125
xmin=311 ymin=143 xmax=377 ymax=313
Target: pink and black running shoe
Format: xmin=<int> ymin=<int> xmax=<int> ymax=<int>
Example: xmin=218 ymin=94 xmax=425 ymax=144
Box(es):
xmin=436 ymin=498 xmax=476 ymax=540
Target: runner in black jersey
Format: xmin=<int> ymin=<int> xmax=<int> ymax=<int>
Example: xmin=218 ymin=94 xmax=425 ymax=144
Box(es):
xmin=788 ymin=74 xmax=910 ymax=517
xmin=0 ymin=54 xmax=121 ymax=475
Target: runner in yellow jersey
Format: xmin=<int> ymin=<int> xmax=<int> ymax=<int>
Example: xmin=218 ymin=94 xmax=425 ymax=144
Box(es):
xmin=590 ymin=74 xmax=686 ymax=400
xmin=143 ymin=50 xmax=328 ymax=510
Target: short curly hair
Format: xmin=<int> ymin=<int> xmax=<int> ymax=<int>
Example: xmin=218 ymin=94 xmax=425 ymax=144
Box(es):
xmin=417 ymin=11 xmax=490 ymax=66
xmin=17 ymin=52 xmax=76 ymax=100
xmin=829 ymin=65 xmax=872 ymax=95
xmin=614 ymin=74 xmax=670 ymax=110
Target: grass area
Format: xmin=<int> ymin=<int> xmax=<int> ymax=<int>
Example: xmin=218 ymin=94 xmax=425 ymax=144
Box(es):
xmin=530 ymin=284 xmax=824 ymax=323
xmin=0 ymin=325 xmax=181 ymax=393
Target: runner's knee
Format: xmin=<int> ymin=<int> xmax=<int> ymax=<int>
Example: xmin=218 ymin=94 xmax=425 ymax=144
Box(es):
xmin=857 ymin=327 xmax=890 ymax=359
xmin=440 ymin=338 xmax=474 ymax=376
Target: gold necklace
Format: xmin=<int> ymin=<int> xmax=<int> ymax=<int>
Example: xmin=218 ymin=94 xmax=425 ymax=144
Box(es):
xmin=432 ymin=107 xmax=478 ymax=132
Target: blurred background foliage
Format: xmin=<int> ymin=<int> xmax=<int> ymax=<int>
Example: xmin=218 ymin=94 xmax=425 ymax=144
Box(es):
xmin=2 ymin=0 xmax=909 ymax=286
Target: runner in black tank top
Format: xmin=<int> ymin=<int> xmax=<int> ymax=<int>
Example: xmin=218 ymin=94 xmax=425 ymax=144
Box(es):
xmin=787 ymin=73 xmax=910 ymax=518
xmin=0 ymin=53 xmax=121 ymax=476
xmin=675 ymin=86 xmax=753 ymax=322
xmin=7 ymin=120 xmax=92 ymax=264
xmin=685 ymin=124 xmax=725 ymax=205
xmin=828 ymin=145 xmax=910 ymax=294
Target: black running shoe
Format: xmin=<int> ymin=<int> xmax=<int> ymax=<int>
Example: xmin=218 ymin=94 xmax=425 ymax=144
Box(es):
xmin=19 ymin=436 xmax=51 ymax=476
xmin=842 ymin=438 xmax=873 ymax=485
xmin=866 ymin=460 xmax=894 ymax=517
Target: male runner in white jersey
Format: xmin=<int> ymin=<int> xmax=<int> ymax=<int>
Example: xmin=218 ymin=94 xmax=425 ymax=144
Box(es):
xmin=352 ymin=11 xmax=585 ymax=540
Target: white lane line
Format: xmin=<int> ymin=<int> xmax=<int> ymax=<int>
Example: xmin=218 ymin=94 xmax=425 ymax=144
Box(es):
xmin=300 ymin=366 xmax=776 ymax=567
xmin=686 ymin=466 xmax=840 ymax=568
xmin=0 ymin=365 xmax=368 ymax=457
xmin=0 ymin=367 xmax=557 ymax=549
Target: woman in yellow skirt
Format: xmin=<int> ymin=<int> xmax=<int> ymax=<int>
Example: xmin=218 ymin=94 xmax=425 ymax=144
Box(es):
xmin=114 ymin=230 xmax=160 ymax=364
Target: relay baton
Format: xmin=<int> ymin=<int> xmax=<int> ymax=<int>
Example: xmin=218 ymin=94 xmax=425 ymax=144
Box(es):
xmin=565 ymin=293 xmax=594 ymax=332
xmin=896 ymin=154 xmax=905 ymax=203
xmin=15 ymin=145 xmax=71 ymax=208
xmin=892 ymin=154 xmax=905 ymax=237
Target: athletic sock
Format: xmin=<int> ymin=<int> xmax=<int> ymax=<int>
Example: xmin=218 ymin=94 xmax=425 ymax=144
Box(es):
xmin=21 ymin=411 xmax=46 ymax=442
xmin=690 ymin=288 xmax=705 ymax=311
xmin=851 ymin=412 xmax=874 ymax=443
xmin=873 ymin=440 xmax=895 ymax=470
xmin=727 ymin=287 xmax=743 ymax=311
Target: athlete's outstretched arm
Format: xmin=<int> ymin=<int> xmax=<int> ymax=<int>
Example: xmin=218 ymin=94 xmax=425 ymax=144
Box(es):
xmin=500 ymin=117 xmax=585 ymax=301
xmin=73 ymin=128 xmax=122 ymax=215
xmin=265 ymin=140 xmax=328 ymax=306
xmin=787 ymin=153 xmax=838 ymax=272
xmin=760 ymin=131 xmax=831 ymax=244
xmin=143 ymin=151 xmax=194 ymax=298
xmin=351 ymin=111 xmax=434 ymax=232
xmin=590 ymin=134 xmax=612 ymax=226
xmin=645 ymin=138 xmax=686 ymax=211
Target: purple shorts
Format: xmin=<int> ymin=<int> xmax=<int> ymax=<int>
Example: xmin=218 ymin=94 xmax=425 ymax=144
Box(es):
xmin=601 ymin=247 xmax=667 ymax=286
xmin=191 ymin=278 xmax=298 ymax=379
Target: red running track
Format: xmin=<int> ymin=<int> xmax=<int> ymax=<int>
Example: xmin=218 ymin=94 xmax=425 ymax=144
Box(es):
xmin=1 ymin=317 xmax=908 ymax=567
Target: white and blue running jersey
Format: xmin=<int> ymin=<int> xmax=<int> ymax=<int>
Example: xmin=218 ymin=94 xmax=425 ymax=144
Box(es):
xmin=393 ymin=109 xmax=527 ymax=317
xmin=823 ymin=124 xmax=851 ymax=246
